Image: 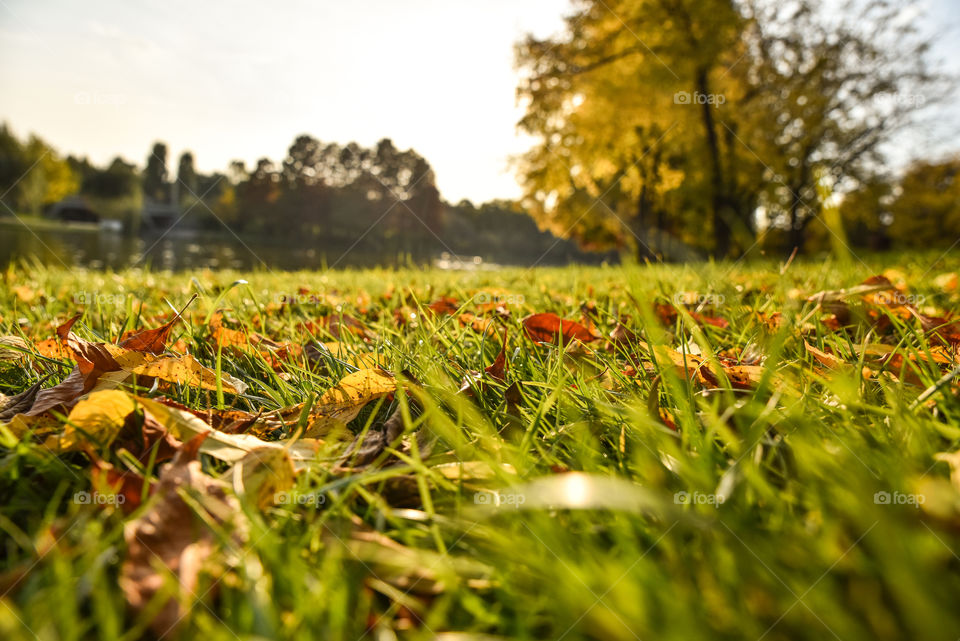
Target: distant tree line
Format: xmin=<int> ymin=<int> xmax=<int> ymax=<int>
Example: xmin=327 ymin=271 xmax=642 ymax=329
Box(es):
xmin=0 ymin=125 xmax=593 ymax=261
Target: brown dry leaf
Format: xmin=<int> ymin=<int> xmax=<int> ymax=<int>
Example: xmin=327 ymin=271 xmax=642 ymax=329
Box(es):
xmin=458 ymin=312 xmax=495 ymax=334
xmin=651 ymin=344 xmax=719 ymax=387
xmin=326 ymin=314 xmax=377 ymax=342
xmin=654 ymin=303 xmax=729 ymax=329
xmin=115 ymin=409 xmax=184 ymax=464
xmin=0 ymin=379 xmax=46 ymax=421
xmin=43 ymin=390 xmax=138 ymax=452
xmin=152 ymin=397 xmax=299 ymax=438
xmin=803 ymin=341 xmax=848 ymax=370
xmin=25 ymin=313 xmax=245 ymax=416
xmin=1 ymin=412 xmax=61 ymax=440
xmin=856 ymin=343 xmax=957 ymax=386
xmin=806 ymin=276 xmax=896 ymax=303
xmin=90 ymin=461 xmax=152 ymax=514
xmin=522 ymin=313 xmax=597 ymax=346
xmin=917 ymin=313 xmax=960 ymax=347
xmin=0 ymin=335 xmax=30 ymax=362
xmin=803 ymin=341 xmax=877 ymax=380
xmin=313 ymin=368 xmax=395 ymax=419
xmin=112 ymin=351 xmax=248 ymax=395
xmin=336 ymin=398 xmax=429 ymax=471
xmin=717 ymin=365 xmax=765 ymax=389
xmin=118 ymin=309 xmax=186 ymax=355
xmin=120 ymin=433 xmax=245 ymax=636
xmin=484 ymin=331 xmax=509 ymax=382
xmin=230 ymin=447 xmax=297 ymax=508
xmin=608 ymin=322 xmax=641 ymax=348
xmin=26 ymin=367 xmax=90 ymax=416
xmin=134 ymin=396 xmax=323 ymax=466
xmin=426 ymin=297 xmax=459 ymax=316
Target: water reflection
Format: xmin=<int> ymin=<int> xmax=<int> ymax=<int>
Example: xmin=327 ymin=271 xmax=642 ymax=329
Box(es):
xmin=0 ymin=225 xmax=434 ymax=271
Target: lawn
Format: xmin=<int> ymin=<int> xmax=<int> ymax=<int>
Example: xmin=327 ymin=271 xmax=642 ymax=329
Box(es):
xmin=1 ymin=253 xmax=960 ymax=641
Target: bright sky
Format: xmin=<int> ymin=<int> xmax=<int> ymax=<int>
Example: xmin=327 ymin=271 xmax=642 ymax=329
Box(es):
xmin=0 ymin=0 xmax=957 ymax=203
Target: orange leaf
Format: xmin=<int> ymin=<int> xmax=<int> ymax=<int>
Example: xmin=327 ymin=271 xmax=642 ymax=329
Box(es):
xmin=522 ymin=313 xmax=597 ymax=345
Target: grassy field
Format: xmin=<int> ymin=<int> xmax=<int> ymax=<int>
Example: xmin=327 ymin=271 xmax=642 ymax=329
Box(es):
xmin=2 ymin=253 xmax=960 ymax=641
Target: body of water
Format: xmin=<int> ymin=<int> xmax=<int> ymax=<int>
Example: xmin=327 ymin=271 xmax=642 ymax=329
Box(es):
xmin=0 ymin=224 xmax=445 ymax=271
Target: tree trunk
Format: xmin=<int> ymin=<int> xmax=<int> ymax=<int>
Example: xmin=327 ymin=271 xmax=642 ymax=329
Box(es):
xmin=695 ymin=67 xmax=731 ymax=258
xmin=634 ymin=184 xmax=648 ymax=260
xmin=789 ymin=193 xmax=804 ymax=253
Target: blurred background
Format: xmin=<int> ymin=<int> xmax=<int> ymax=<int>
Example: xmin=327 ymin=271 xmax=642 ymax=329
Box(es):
xmin=0 ymin=0 xmax=957 ymax=270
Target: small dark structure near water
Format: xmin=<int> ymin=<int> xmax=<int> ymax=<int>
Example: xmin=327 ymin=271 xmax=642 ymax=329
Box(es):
xmin=141 ymin=200 xmax=179 ymax=229
xmin=48 ymin=195 xmax=99 ymax=224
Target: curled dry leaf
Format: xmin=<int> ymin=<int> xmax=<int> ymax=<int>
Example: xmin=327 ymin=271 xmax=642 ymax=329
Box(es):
xmin=0 ymin=335 xmax=30 ymax=361
xmin=22 ymin=312 xmax=246 ymax=418
xmin=522 ymin=312 xmax=597 ymax=346
xmin=0 ymin=378 xmax=46 ymax=421
xmin=43 ymin=390 xmax=138 ymax=452
xmin=109 ymin=350 xmax=248 ymax=395
xmin=120 ymin=433 xmax=246 ymax=636
xmin=484 ymin=330 xmax=509 ymax=383
xmin=118 ymin=298 xmax=193 ymax=354
xmin=426 ymin=297 xmax=459 ymax=316
xmin=304 ymin=368 xmax=396 ymax=437
xmin=135 ymin=396 xmax=320 ymax=465
xmin=806 ymin=275 xmax=896 ymax=303
xmin=231 ymin=447 xmax=297 ymax=509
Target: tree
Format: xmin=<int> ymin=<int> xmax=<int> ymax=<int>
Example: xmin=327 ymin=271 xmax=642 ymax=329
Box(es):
xmin=176 ymin=151 xmax=198 ymax=207
xmin=516 ymin=0 xmax=748 ymax=258
xmin=143 ymin=142 xmax=169 ymax=203
xmin=739 ymin=0 xmax=948 ymax=252
xmin=515 ymin=0 xmax=947 ymax=257
xmin=887 ymin=157 xmax=960 ymax=248
xmin=79 ymin=157 xmax=142 ymax=230
xmin=18 ymin=135 xmax=78 ymax=215
xmin=0 ymin=123 xmax=27 ymax=212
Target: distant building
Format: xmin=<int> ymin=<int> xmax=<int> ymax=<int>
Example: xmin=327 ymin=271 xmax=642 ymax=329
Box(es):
xmin=47 ymin=195 xmax=99 ymax=224
xmin=141 ymin=199 xmax=180 ymax=229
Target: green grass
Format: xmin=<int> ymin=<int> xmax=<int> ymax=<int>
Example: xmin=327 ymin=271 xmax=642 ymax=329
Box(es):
xmin=2 ymin=253 xmax=960 ymax=641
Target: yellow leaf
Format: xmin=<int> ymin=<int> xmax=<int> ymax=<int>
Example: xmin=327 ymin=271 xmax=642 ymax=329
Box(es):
xmin=314 ymin=368 xmax=394 ymax=420
xmin=135 ymin=396 xmax=321 ymax=465
xmin=104 ymin=345 xmax=247 ymax=394
xmin=231 ymin=447 xmax=297 ymax=509
xmin=45 ymin=390 xmax=137 ymax=451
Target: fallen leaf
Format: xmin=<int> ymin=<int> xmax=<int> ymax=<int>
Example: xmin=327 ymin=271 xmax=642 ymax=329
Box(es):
xmin=484 ymin=331 xmax=509 ymax=382
xmin=120 ymin=433 xmax=245 ymax=636
xmin=305 ymin=369 xmax=396 ymax=437
xmin=522 ymin=313 xmax=597 ymax=345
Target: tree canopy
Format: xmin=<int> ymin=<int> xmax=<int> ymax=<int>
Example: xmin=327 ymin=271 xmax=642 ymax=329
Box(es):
xmin=515 ymin=0 xmax=949 ymax=257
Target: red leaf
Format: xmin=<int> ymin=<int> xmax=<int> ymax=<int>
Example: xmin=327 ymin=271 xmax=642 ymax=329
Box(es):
xmin=427 ymin=297 xmax=459 ymax=316
xmin=484 ymin=330 xmax=509 ymax=382
xmin=119 ymin=315 xmax=182 ymax=355
xmin=522 ymin=313 xmax=597 ymax=345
